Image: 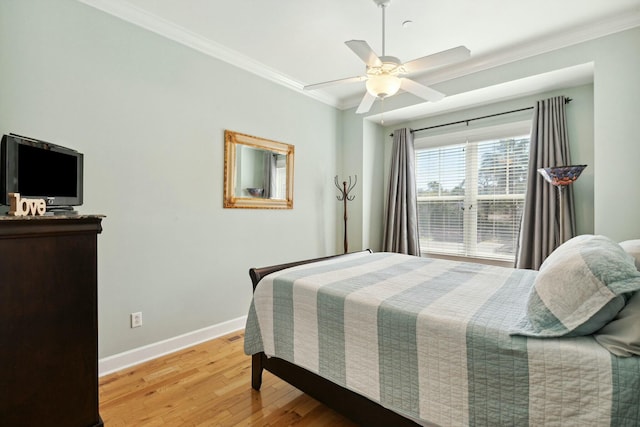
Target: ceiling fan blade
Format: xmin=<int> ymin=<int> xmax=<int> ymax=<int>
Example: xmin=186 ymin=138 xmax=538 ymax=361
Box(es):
xmin=402 ymin=46 xmax=470 ymax=74
xmin=400 ymin=78 xmax=445 ymax=102
xmin=356 ymin=92 xmax=377 ymax=114
xmin=303 ymin=75 xmax=367 ymax=91
xmin=345 ymin=40 xmax=382 ymax=67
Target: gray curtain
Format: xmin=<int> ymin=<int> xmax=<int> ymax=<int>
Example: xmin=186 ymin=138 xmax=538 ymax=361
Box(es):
xmin=516 ymin=96 xmax=576 ymax=270
xmin=262 ymin=152 xmax=276 ymax=198
xmin=382 ymin=128 xmax=421 ymax=255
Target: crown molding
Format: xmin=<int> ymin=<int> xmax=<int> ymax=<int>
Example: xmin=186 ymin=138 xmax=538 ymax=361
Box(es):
xmin=77 ymin=0 xmax=340 ymax=107
xmin=433 ymin=11 xmax=640 ymax=85
xmin=78 ymin=0 xmax=639 ymax=111
xmin=340 ymin=11 xmax=640 ymax=110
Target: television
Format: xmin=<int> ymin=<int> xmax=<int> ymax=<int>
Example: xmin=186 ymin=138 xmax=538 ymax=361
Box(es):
xmin=1 ymin=133 xmax=83 ymax=213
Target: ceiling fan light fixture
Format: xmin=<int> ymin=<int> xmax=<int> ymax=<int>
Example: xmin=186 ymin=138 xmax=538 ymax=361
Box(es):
xmin=366 ymin=73 xmax=401 ymax=98
xmin=303 ymin=0 xmax=470 ymax=114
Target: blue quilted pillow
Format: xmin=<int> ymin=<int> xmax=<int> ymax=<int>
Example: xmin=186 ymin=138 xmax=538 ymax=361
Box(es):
xmin=511 ymin=235 xmax=640 ymax=337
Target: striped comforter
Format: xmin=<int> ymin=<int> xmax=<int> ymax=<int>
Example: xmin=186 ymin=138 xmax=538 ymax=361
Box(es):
xmin=244 ymin=252 xmax=640 ymax=426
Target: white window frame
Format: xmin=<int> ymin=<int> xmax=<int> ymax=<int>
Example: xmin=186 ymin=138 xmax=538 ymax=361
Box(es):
xmin=414 ymin=120 xmax=532 ymax=263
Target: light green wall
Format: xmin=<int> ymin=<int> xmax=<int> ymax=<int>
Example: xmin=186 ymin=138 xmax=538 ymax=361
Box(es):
xmin=344 ymin=27 xmax=640 ymax=247
xmin=338 ymin=108 xmax=364 ymax=252
xmin=236 ymin=146 xmax=265 ymax=197
xmin=338 ymin=109 xmax=386 ymax=253
xmin=1 ymin=0 xmax=637 ymax=358
xmin=0 ymin=0 xmax=341 ymax=357
xmin=361 ymin=120 xmax=385 ymax=251
xmin=388 ymin=84 xmax=595 ymax=237
xmin=590 ymin=30 xmax=640 ymax=240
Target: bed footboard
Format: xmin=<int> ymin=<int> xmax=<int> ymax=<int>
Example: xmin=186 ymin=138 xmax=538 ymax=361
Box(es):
xmin=248 ymin=250 xmax=421 ymax=427
xmin=250 ymin=351 xmax=420 ymax=426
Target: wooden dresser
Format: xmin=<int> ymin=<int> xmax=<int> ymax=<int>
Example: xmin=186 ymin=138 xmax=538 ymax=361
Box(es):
xmin=0 ymin=215 xmax=104 ymax=427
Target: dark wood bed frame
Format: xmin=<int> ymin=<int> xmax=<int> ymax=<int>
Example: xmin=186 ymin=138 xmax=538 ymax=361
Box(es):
xmin=249 ymin=250 xmax=421 ymax=427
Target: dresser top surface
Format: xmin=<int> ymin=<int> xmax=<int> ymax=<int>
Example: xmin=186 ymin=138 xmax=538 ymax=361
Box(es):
xmin=0 ymin=214 xmax=105 ymax=221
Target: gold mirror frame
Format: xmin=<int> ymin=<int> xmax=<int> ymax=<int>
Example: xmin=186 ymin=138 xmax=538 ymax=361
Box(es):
xmin=223 ymin=130 xmax=294 ymax=209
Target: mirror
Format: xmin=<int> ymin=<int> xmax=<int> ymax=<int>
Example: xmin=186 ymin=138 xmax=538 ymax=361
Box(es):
xmin=224 ymin=130 xmax=294 ymax=209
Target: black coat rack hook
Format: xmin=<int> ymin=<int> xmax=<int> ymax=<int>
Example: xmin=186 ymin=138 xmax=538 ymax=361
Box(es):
xmin=335 ymin=175 xmax=357 ymax=201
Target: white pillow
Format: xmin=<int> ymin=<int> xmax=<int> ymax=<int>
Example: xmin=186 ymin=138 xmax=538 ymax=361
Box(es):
xmin=594 ymin=291 xmax=640 ymax=357
xmin=619 ymin=239 xmax=640 ymax=270
xmin=511 ymin=235 xmax=640 ymax=337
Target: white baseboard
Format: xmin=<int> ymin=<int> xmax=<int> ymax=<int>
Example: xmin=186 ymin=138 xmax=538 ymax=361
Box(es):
xmin=98 ymin=315 xmax=247 ymax=377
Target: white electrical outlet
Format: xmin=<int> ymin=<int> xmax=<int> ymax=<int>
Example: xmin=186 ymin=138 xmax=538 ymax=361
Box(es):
xmin=130 ymin=312 xmax=143 ymax=328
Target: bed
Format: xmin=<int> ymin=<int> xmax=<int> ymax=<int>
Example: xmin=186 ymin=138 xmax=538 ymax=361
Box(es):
xmin=244 ymin=235 xmax=640 ymax=426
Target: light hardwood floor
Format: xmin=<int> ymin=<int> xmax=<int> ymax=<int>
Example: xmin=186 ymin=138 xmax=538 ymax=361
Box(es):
xmin=99 ymin=331 xmax=357 ymax=426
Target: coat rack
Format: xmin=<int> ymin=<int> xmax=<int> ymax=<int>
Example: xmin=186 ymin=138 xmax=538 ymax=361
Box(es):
xmin=335 ymin=175 xmax=357 ymax=254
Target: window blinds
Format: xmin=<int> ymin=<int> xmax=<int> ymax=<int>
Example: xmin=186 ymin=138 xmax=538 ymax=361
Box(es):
xmin=416 ymin=143 xmax=466 ymax=255
xmin=416 ymin=136 xmax=530 ymax=261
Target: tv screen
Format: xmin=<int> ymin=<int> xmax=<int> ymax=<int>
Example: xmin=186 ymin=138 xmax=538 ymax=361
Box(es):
xmin=1 ymin=134 xmax=83 ymax=209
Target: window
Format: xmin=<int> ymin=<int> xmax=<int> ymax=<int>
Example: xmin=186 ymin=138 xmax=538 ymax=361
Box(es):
xmin=415 ymin=122 xmax=531 ymax=262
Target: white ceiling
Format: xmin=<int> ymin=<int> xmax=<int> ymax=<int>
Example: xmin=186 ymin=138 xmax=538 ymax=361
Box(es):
xmin=80 ymin=0 xmax=640 ymax=122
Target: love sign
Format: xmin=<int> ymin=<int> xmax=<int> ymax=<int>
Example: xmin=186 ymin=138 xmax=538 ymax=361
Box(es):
xmin=9 ymin=193 xmax=47 ymax=216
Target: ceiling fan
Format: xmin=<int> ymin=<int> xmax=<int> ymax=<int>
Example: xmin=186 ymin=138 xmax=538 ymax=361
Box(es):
xmin=303 ymin=0 xmax=470 ymax=114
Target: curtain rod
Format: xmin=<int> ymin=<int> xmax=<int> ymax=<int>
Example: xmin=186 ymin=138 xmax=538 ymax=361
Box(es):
xmin=389 ymin=97 xmax=572 ymax=137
